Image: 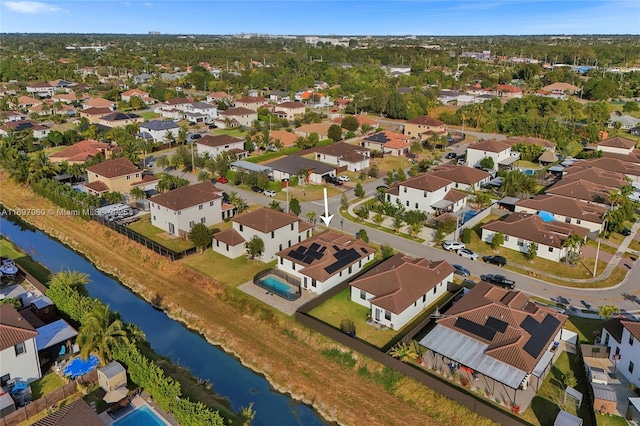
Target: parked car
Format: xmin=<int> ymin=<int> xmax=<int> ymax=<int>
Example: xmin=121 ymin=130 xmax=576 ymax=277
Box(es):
xmin=216 ymin=177 xmax=228 ymax=184
xmin=457 ymin=248 xmax=478 ymax=260
xmin=482 ymin=255 xmax=507 ymax=267
xmin=622 ymin=228 xmax=633 ymax=236
xmin=442 ymin=241 xmax=465 ymax=251
xmin=324 ymin=175 xmax=343 ymax=186
xmin=445 ymin=152 xmax=456 ymax=159
xmin=263 ymin=189 xmax=276 ymax=197
xmin=189 ymin=133 xmax=202 ymax=140
xmin=251 ymin=185 xmax=263 ymax=193
xmin=452 ymin=264 xmax=470 ymax=277
xmin=457 ymin=158 xmax=465 ymax=165
xmin=208 ymin=124 xmax=217 ymax=129
xmin=481 ymin=274 xmax=515 ymax=289
xmin=337 ymin=175 xmax=350 ymax=182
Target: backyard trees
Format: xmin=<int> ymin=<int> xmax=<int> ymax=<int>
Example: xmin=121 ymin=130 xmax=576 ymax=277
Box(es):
xmin=246 ymin=236 xmax=265 ymax=260
xmin=129 ymin=187 xmax=147 ymax=201
xmin=189 ymin=223 xmax=213 ymax=253
xmin=77 ymin=304 xmax=130 ymax=366
xmin=385 ymin=92 xmax=408 ymax=120
xmin=341 ymin=115 xmax=359 ymax=132
xmin=479 ymin=156 xmax=495 ymax=170
xmin=599 ymin=303 xmax=621 ymax=319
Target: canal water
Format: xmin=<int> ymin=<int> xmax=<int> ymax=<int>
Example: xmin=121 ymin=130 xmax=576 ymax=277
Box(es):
xmin=0 ymin=216 xmax=326 ymax=426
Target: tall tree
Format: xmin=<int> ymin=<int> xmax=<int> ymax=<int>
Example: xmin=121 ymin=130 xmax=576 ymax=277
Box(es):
xmin=385 ymin=92 xmax=408 ymax=120
xmin=77 ymin=304 xmax=129 ymax=366
xmin=246 ymin=236 xmax=265 ymax=260
xmin=188 ymin=223 xmax=213 ymax=253
xmin=328 ymin=124 xmax=343 ymax=142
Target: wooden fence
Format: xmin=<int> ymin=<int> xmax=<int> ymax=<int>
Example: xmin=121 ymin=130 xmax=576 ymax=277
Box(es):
xmin=0 ymin=370 xmax=97 ymax=426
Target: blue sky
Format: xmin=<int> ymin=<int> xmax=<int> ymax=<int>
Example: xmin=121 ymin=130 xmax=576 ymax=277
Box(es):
xmin=1 ymin=0 xmax=639 ymax=35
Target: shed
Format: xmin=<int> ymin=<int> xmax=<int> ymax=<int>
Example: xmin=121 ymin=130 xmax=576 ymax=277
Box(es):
xmin=585 ymin=363 xmax=608 ymax=385
xmin=0 ymin=392 xmax=16 ymax=418
xmin=592 ymin=383 xmax=616 ymax=414
xmin=554 ymin=410 xmax=583 ymax=426
xmin=98 ymin=361 xmax=127 ymax=393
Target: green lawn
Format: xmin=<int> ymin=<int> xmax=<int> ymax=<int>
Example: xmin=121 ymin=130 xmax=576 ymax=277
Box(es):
xmin=180 ymin=250 xmax=276 ymax=288
xmin=138 ymin=111 xmax=161 ymax=120
xmin=274 ymin=184 xmax=342 ymax=202
xmin=515 ymin=160 xmax=543 ymax=169
xmin=126 ymin=215 xmax=196 ymax=252
xmin=30 ymin=371 xmax=65 ymax=399
xmin=0 ymin=237 xmax=52 ymax=284
xmin=214 ymin=128 xmax=248 ymax=138
xmin=596 ymin=413 xmax=629 ymax=426
xmin=564 ymin=316 xmax=603 ymax=344
xmin=373 ymin=156 xmax=413 ymax=173
xmin=522 ymin=351 xmax=594 ymax=426
xmin=585 ymin=239 xmax=618 ymax=255
xmin=629 ymin=239 xmax=640 ymax=252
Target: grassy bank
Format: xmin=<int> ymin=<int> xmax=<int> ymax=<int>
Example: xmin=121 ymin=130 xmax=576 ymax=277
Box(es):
xmin=0 ymin=174 xmax=496 ymax=426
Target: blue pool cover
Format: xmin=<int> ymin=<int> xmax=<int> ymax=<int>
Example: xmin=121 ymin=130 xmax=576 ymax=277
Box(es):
xmin=63 ymin=354 xmax=99 ymax=378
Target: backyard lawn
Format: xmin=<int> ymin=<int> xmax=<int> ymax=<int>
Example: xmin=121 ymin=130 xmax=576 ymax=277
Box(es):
xmin=0 ymin=237 xmax=51 ymax=284
xmin=522 ymin=351 xmax=594 ymax=426
xmin=564 ymin=316 xmax=603 ymax=344
xmin=126 ymin=215 xmax=195 ymax=252
xmin=138 ymin=111 xmax=161 ymax=120
xmin=214 ymin=128 xmax=248 ymax=138
xmin=372 ymin=156 xmax=413 ymax=173
xmin=30 ymin=371 xmax=65 ymax=399
xmin=180 ymin=250 xmax=276 ymax=288
xmin=274 ymin=184 xmax=342 ymax=202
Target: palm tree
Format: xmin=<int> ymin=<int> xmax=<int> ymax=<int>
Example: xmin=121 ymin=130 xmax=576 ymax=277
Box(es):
xmin=177 ymin=126 xmax=188 ymax=146
xmin=49 ymin=270 xmax=90 ymax=289
xmin=373 ymin=212 xmax=384 ymax=227
xmin=410 ymin=221 xmax=423 ymax=239
xmin=129 ymin=187 xmax=147 ymax=201
xmin=392 ymin=214 xmax=404 ymax=233
xmin=360 ymin=123 xmax=373 ymax=135
xmin=156 ymin=155 xmax=170 ymax=170
xmin=28 ymin=151 xmax=60 ymax=184
xmin=197 ymin=170 xmax=212 ymax=182
xmin=76 ymin=304 xmax=129 ymax=366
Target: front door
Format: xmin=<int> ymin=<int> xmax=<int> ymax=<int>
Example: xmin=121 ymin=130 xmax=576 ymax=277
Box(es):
xmin=168 ymin=223 xmax=175 ymax=235
xmin=303 ymin=277 xmax=308 ymax=289
xmin=375 ymin=308 xmax=380 ymax=322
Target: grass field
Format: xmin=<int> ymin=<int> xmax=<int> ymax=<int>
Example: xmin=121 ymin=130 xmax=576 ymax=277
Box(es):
xmin=274 ymin=184 xmax=342 ymax=202
xmin=372 ymin=156 xmax=413 ymax=173
xmin=126 ymin=215 xmax=195 ymax=252
xmin=214 ymin=128 xmax=248 ymax=138
xmin=139 ymin=111 xmax=161 ymax=120
xmin=181 ymin=250 xmax=276 ymax=288
xmin=564 ymin=316 xmax=603 ymax=344
xmin=29 ymin=371 xmax=65 ymax=400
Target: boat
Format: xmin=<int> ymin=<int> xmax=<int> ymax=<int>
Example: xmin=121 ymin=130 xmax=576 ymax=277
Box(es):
xmin=0 ymin=259 xmax=19 ymax=276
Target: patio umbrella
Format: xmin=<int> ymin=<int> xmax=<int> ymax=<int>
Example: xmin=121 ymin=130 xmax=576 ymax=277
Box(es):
xmin=103 ymin=386 xmax=129 ymax=404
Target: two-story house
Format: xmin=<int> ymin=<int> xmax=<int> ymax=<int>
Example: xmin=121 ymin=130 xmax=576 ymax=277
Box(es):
xmin=429 ymin=164 xmax=492 ymax=191
xmin=234 ymin=96 xmax=268 ymax=111
xmin=215 ymin=107 xmax=258 ymax=128
xmin=185 ymin=102 xmax=218 ymax=124
xmin=275 ymin=230 xmax=375 ymax=294
xmin=350 ymin=254 xmax=454 ymax=330
xmin=465 ymin=139 xmax=519 ymax=170
xmin=361 ymin=131 xmax=411 ymax=156
xmin=212 ymin=207 xmax=313 ymax=260
xmin=49 ymin=139 xmax=116 ymax=165
xmin=597 ymin=136 xmax=636 ymax=156
xmin=515 ymin=195 xmax=607 ymax=234
xmin=310 ymin=142 xmax=371 ymax=172
xmin=0 ymin=120 xmax=50 ymax=140
xmin=82 ymin=97 xmax=116 ymax=111
xmin=196 ymin=135 xmax=247 ymax=160
xmin=600 ymin=318 xmax=640 ymax=388
xmin=139 ymin=120 xmax=181 ymax=143
xmin=25 ymin=82 xmax=54 ymax=98
xmin=266 ymin=155 xmax=336 ymax=184
xmin=272 ymin=101 xmax=306 ymax=121
xmin=85 ymin=158 xmax=159 ymax=196
xmin=481 ymin=212 xmax=588 ymax=262
xmin=0 ymin=305 xmax=41 ymax=385
xmin=206 ymin=92 xmax=233 ymax=104
xmin=386 ymin=173 xmax=468 ymax=215
xmin=149 ymin=181 xmax=233 ymax=237
xmin=403 ymin=116 xmax=447 ymax=139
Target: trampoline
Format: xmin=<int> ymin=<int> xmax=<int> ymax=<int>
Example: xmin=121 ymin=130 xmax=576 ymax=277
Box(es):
xmin=63 ymin=355 xmax=99 ymax=378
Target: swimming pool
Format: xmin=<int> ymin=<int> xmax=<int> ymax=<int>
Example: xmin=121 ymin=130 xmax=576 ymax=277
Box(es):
xmin=519 ymin=168 xmax=540 ymax=176
xmin=113 ymin=405 xmax=167 ymax=426
xmin=63 ymin=354 xmax=99 ymax=378
xmin=257 ymin=275 xmax=299 ymax=300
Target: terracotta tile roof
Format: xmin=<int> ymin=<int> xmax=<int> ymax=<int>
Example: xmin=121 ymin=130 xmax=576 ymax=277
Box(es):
xmin=482 ymin=212 xmax=587 ymax=248
xmin=83 ymin=97 xmax=114 ymax=108
xmin=49 ymin=140 xmax=112 ymax=162
xmin=130 ymin=174 xmax=160 ymax=186
xmin=538 ymin=151 xmax=558 ymax=163
xmin=516 ymin=195 xmax=606 ymax=224
xmin=430 ymin=164 xmax=491 ymax=185
xmin=621 ymin=320 xmax=640 ymax=342
xmin=363 ymin=130 xmax=411 ymax=149
xmin=208 ymin=91 xmax=231 ymax=99
xmin=213 ymin=228 xmax=245 ymax=246
xmin=0 ymin=305 xmax=38 ymax=351
xmin=599 ymin=136 xmax=635 ymax=150
xmin=236 ymin=96 xmax=267 ymax=104
xmin=17 ymin=95 xmax=41 ymax=106
xmin=541 ymin=82 xmax=581 ymax=93
xmin=219 ymin=107 xmax=256 ymax=116
xmin=444 ymin=189 xmax=468 ymax=203
xmin=601 ymin=151 xmax=640 ymax=164
xmin=164 ymin=97 xmax=191 ymax=105
xmin=562 ymin=166 xmax=627 ymax=189
xmin=27 ymin=81 xmax=51 ymax=88
xmin=1 ymin=120 xmax=48 ymax=132
xmin=33 ymin=398 xmax=105 ymax=426
xmin=270 ymin=130 xmax=298 ymax=147
xmin=502 ymin=136 xmax=556 ymax=150
xmin=233 ymin=207 xmax=300 ymax=233
xmin=602 ymin=317 xmax=624 ymax=343
xmin=296 ymin=122 xmax=332 ymax=136
xmin=276 ymin=101 xmax=305 ymax=109
xmin=350 ymin=254 xmax=454 ymax=314
xmin=150 ymin=181 xmax=222 ymax=211
xmin=406 ymin=115 xmax=445 ymax=126
xmin=197 ymin=134 xmax=244 ymax=148
xmin=546 ymin=179 xmax=616 ymax=204
xmin=437 ymin=281 xmax=567 ymax=373
xmin=311 ymin=142 xmax=370 ymax=160
xmin=121 ymin=89 xmax=149 ymax=97
xmin=87 ymin=158 xmax=141 ymax=178
xmin=468 ymin=139 xmax=511 ymax=153
xmin=277 ymin=230 xmax=373 ymax=282
xmin=398 ymin=173 xmax=452 ymax=192
xmin=497 ymin=84 xmax=522 ymax=93
xmin=81 ymin=107 xmax=112 ymax=116
xmin=84 ymin=181 xmax=109 ymax=193
xmin=567 ymin=157 xmax=640 ymax=177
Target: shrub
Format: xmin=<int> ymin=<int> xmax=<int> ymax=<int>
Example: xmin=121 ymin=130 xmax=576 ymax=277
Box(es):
xmin=356 ymin=229 xmax=369 ymax=243
xmin=320 ymin=348 xmax=357 ymax=369
xmin=490 ymin=232 xmax=504 ymax=250
xmin=460 ymin=228 xmax=472 ymax=244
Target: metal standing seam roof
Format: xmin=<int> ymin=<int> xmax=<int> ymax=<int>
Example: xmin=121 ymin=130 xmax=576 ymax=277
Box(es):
xmin=231 ymin=160 xmax=272 ymax=173
xmin=35 ymin=319 xmax=78 ymax=350
xmin=420 ymin=325 xmax=528 ymax=389
xmin=554 ymin=410 xmax=583 ymax=426
xmin=592 ymin=383 xmax=617 ymax=401
xmin=98 ymin=361 xmax=125 ymax=379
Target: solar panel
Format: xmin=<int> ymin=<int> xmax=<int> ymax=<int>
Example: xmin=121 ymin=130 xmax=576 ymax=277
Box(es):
xmin=310 ymin=243 xmax=321 ymax=251
xmin=341 ymin=249 xmax=361 ymax=264
xmin=332 ymin=245 xmax=341 ymax=252
xmin=308 ymin=250 xmax=325 ymax=260
xmin=523 ymin=315 xmax=560 ymax=358
xmin=324 ymin=261 xmax=342 ymax=275
xmin=485 ymin=317 xmax=508 ymax=333
xmin=289 ymin=250 xmax=306 ymax=261
xmin=319 ymin=246 xmax=327 ymax=253
xmin=295 ymin=245 xmax=307 ymax=253
xmin=455 ymin=317 xmax=496 ymax=341
xmin=520 ymin=316 xmax=540 ymax=335
xmin=334 ymin=249 xmax=348 ymax=260
xmin=302 ymin=256 xmax=314 ymax=265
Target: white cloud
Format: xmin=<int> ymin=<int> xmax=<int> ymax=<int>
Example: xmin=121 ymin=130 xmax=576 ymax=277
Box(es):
xmin=4 ymin=1 xmax=63 ymax=14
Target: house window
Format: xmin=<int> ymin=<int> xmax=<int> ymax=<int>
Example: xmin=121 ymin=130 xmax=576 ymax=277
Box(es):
xmin=126 ymin=175 xmax=131 ymax=180
xmin=576 ymin=219 xmax=581 ymax=224
xmin=406 ymin=201 xmax=409 ymax=207
xmin=226 ymin=244 xmax=229 ymax=251
xmin=348 ymin=266 xmax=352 ymax=274
xmin=360 ymin=290 xmax=366 ymax=300
xmin=279 ymin=257 xmax=283 ymax=265
xmin=216 ymin=240 xmax=219 ymax=247
xmin=630 ymin=361 xmax=635 ymax=374
xmin=14 ymin=342 xmax=25 ymax=356
xmin=630 ymin=335 xmax=634 ymax=346
xmin=424 ymin=191 xmax=427 ymax=198
xmin=239 ymin=224 xmax=243 ymax=232
xmin=210 ymin=201 xmax=214 ymax=206
xmin=404 ymin=187 xmax=407 ymax=193
xmin=359 ymin=260 xmax=362 ymax=268
xmin=415 ymin=203 xmax=418 ymax=209
xmin=189 ymin=221 xmax=195 ymax=228
xmin=312 ymin=279 xmax=316 ymax=287
xmin=291 ymin=223 xmax=294 ymax=230
xmin=153 ymin=215 xmax=156 ymax=221
xmin=565 ymin=217 xmax=571 ymax=223
xmin=422 ymin=294 xmax=426 ymax=303
xmin=288 ymin=240 xmax=291 ymax=247
xmin=298 ymin=236 xmax=301 ymax=242
xmin=548 ymin=247 xmax=554 ymax=252
xmin=135 ymin=173 xmax=140 ymax=178
xmin=201 ymin=217 xmax=206 ymax=224
xmin=279 ymin=244 xmax=282 ymax=251
xmin=271 ymin=231 xmax=275 ymax=239
xmin=199 ymin=204 xmax=203 ymax=210
xmin=384 ymin=311 xmax=392 ymax=321
xmin=605 ymin=333 xmax=610 ymax=346
xmin=517 ymin=239 xmax=524 ymax=247
xmin=339 ymin=271 xmax=342 ymax=277
xmin=292 ymin=263 xmax=296 ymax=270
xmin=504 ymin=235 xmax=509 ymax=242
xmin=433 ymin=287 xmax=437 ymax=294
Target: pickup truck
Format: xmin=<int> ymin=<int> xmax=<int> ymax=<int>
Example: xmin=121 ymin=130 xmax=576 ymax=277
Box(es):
xmin=480 ymin=274 xmax=515 ymax=289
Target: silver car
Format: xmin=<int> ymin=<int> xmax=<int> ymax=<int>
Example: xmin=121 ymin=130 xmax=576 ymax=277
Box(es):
xmin=442 ymin=241 xmax=465 ymax=251
xmin=457 ymin=248 xmax=478 ymax=260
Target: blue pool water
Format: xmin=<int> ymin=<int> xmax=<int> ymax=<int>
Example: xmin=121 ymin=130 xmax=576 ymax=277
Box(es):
xmin=113 ymin=405 xmax=166 ymax=426
xmin=521 ymin=169 xmax=538 ymax=176
xmin=63 ymin=355 xmax=99 ymax=378
xmin=461 ymin=209 xmax=479 ymax=224
xmin=260 ymin=276 xmax=296 ymax=294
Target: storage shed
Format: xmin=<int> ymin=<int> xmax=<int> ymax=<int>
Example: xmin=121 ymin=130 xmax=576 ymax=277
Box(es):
xmin=554 ymin=410 xmax=583 ymax=426
xmin=97 ymin=361 xmax=127 ymax=393
xmin=592 ymin=383 xmax=617 ymax=415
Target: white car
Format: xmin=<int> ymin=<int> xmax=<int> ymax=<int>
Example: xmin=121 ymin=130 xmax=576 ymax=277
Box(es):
xmin=442 ymin=241 xmax=465 ymax=251
xmin=263 ymin=189 xmax=276 ymax=197
xmin=337 ymin=175 xmax=350 ymax=182
xmin=457 ymin=248 xmax=479 ymax=260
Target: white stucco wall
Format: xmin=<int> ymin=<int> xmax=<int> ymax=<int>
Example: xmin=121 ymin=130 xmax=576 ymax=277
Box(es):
xmin=150 ymin=197 xmax=224 ymax=236
xmin=0 ymin=338 xmax=41 ymax=383
xmin=465 ymin=147 xmax=512 ymax=169
xmin=481 ymin=229 xmax=565 ymax=262
xmin=196 ymin=140 xmax=244 ymax=158
xmin=602 ymin=326 xmax=640 ymax=388
xmin=514 ymin=206 xmax=602 ymax=233
xmin=234 ymin=221 xmax=312 ymax=261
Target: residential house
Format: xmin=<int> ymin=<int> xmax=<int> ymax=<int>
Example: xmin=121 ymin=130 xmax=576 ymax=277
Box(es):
xmin=465 ymin=139 xmax=519 ymax=170
xmin=276 ymin=230 xmax=375 ymax=294
xmin=159 ymin=108 xmax=184 ymax=121
xmin=350 ymin=254 xmax=454 ymax=330
xmin=82 ymin=97 xmax=116 ymax=111
xmin=273 ymin=101 xmax=306 ymax=120
xmin=270 ymin=130 xmax=299 ymax=148
xmin=404 ymin=116 xmax=447 ymax=139
xmin=294 ymin=122 xmax=332 ymax=139
xmin=25 ymin=82 xmax=54 ymax=97
xmin=429 ymin=164 xmax=492 ymax=191
xmin=85 ymin=158 xmax=158 ymax=196
xmin=501 ymin=136 xmax=556 ymax=152
xmin=481 ymin=212 xmax=588 ymax=262
xmin=385 ymin=173 xmax=468 ymax=214
xmin=49 ymin=139 xmax=115 ymax=164
xmin=541 ymin=82 xmax=581 ymax=96
xmin=212 ymin=207 xmax=313 ymax=260
xmin=266 ymin=155 xmax=336 ymax=184
xmin=384 ymin=65 xmax=411 ymax=76
xmin=132 ymin=73 xmax=152 ymax=85
xmin=599 ymin=318 xmax=640 ymax=389
xmin=310 ymin=142 xmax=371 ymax=172
xmin=562 ymin=166 xmax=629 ymax=189
xmin=296 ymin=91 xmax=330 ymax=106
xmin=32 ymin=399 xmax=105 ymax=426
xmin=362 ymin=131 xmax=411 ymax=156
xmin=206 ymin=92 xmax=233 ymax=104
xmin=139 ymin=120 xmax=180 ymax=143
xmin=564 ymin=158 xmax=640 ymax=182
xmin=80 ymin=107 xmax=112 ymax=123
xmin=234 ymin=96 xmax=268 ymax=111
xmin=0 ymin=120 xmax=50 ymax=139
xmin=160 ymin=97 xmax=192 ymax=111
xmin=196 ymin=135 xmax=247 ymax=159
xmin=215 ymin=107 xmax=258 ymax=128
xmin=0 ymin=305 xmax=41 ymax=385
xmin=268 ymin=90 xmax=290 ymax=103
xmin=333 ymin=98 xmax=352 ymax=110
xmin=17 ymin=96 xmax=41 ymax=109
xmin=120 ymin=89 xmax=152 ymax=103
xmin=514 ymin=195 xmax=607 ymax=234
xmin=2 ymin=111 xmax=28 ymax=123
xmin=630 ymin=126 xmax=640 ymax=137
xmin=149 ymin=181 xmax=233 ymax=237
xmin=98 ymin=112 xmax=143 ymax=128
xmin=597 ymin=136 xmax=636 ymax=155
xmin=546 ymin=180 xmax=618 ymax=207
xmin=185 ymin=102 xmax=218 ymax=124
xmin=608 ymin=112 xmax=640 ymax=130
xmin=496 ymin=84 xmax=523 ymax=99
xmin=420 ymin=281 xmax=567 ymax=410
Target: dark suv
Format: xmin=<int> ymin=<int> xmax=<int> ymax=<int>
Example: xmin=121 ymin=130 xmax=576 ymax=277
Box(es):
xmin=324 ymin=175 xmax=343 ymax=186
xmin=251 ymin=185 xmax=263 ymax=193
xmin=481 ymin=274 xmax=515 ymax=289
xmin=482 ymin=255 xmax=507 ymax=267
